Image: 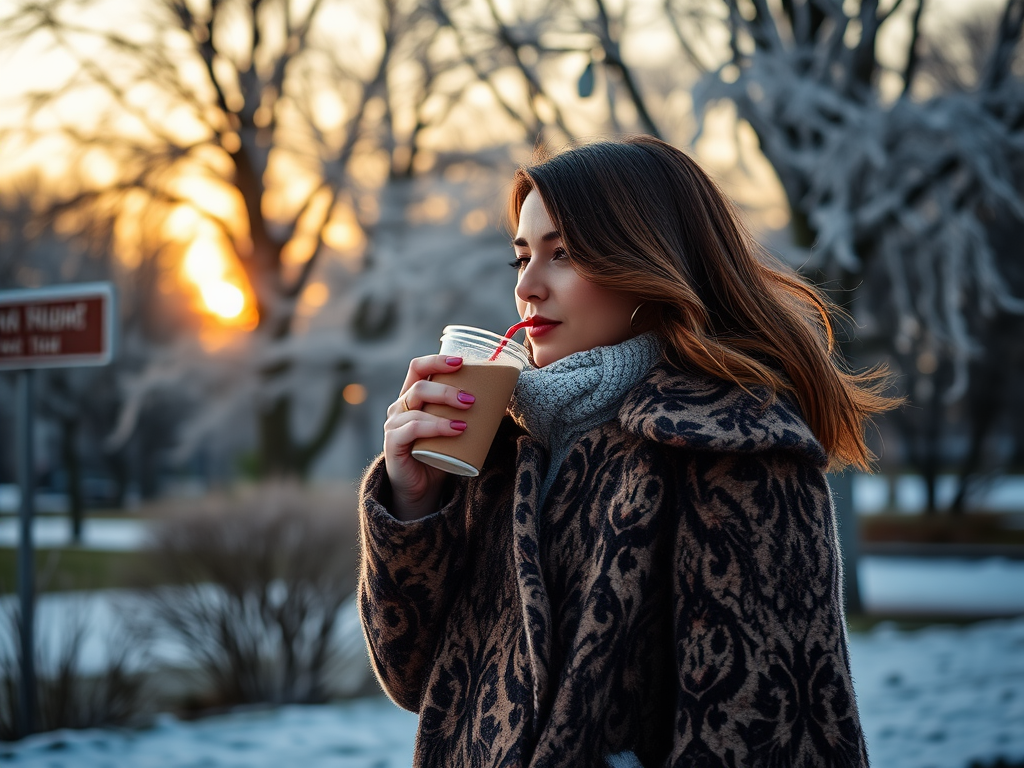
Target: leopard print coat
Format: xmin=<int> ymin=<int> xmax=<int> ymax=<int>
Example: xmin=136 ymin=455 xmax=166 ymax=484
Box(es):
xmin=358 ymin=364 xmax=869 ymax=767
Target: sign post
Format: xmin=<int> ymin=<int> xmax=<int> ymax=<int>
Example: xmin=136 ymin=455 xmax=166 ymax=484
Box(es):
xmin=0 ymin=282 xmax=115 ymax=738
xmin=15 ymin=370 xmax=35 ymax=737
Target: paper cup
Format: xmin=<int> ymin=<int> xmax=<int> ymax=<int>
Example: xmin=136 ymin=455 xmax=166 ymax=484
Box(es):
xmin=411 ymin=325 xmax=530 ymax=476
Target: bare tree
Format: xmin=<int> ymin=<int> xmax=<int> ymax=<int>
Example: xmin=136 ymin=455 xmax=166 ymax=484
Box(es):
xmin=1 ymin=0 xmax=688 ymax=481
xmin=662 ymin=0 xmax=1022 ymax=605
xmin=665 ymin=0 xmax=1024 ymax=380
xmin=0 ymin=0 xmax=470 ymax=477
xmin=425 ymin=0 xmax=678 ymax=144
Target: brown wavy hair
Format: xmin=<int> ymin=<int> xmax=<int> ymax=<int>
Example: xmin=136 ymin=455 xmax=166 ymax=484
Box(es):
xmin=508 ymin=135 xmax=896 ymax=472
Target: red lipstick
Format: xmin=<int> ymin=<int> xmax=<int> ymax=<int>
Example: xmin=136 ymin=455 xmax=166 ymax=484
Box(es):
xmin=527 ymin=316 xmax=560 ymax=338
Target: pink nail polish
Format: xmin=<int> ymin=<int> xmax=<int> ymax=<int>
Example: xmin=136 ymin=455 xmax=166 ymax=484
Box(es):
xmin=457 ymin=391 xmax=475 ymax=404
xmin=450 ymin=420 xmax=467 ymax=431
xmin=445 ymin=356 xmax=462 ymax=366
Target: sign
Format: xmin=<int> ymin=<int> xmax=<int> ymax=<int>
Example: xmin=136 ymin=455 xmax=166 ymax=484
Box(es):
xmin=1 ymin=282 xmax=116 ymax=735
xmin=0 ymin=282 xmax=115 ymax=370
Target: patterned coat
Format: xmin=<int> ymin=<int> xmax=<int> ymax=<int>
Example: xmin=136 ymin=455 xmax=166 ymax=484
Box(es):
xmin=358 ymin=364 xmax=870 ymax=767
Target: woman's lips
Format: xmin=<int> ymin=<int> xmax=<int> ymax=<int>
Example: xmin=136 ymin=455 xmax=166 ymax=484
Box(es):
xmin=528 ymin=321 xmax=560 ymax=338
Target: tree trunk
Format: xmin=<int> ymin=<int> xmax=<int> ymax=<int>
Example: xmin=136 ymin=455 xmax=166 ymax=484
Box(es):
xmin=921 ymin=374 xmax=943 ymax=515
xmin=259 ymin=395 xmax=296 ymax=478
xmin=257 ymin=385 xmax=348 ymax=479
xmin=104 ymin=445 xmax=129 ymax=510
xmin=951 ymin=364 xmax=1003 ymax=515
xmin=60 ymin=418 xmax=84 ymax=545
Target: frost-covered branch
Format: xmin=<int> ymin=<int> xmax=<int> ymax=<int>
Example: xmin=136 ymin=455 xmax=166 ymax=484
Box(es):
xmin=684 ymin=0 xmax=1024 ymax=400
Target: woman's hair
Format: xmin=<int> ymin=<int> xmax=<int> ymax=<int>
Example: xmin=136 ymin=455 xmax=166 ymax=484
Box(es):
xmin=508 ymin=135 xmax=896 ymax=472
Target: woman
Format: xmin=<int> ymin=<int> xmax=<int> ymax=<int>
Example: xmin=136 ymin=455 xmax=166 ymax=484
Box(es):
xmin=358 ymin=136 xmax=891 ymax=767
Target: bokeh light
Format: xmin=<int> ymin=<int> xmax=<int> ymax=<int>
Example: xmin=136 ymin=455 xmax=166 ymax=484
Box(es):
xmin=342 ymin=383 xmax=367 ymax=405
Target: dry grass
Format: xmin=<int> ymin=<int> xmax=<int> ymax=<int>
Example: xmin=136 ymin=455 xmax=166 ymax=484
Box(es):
xmin=126 ymin=481 xmax=364 ymax=710
xmin=0 ymin=599 xmax=148 ymax=741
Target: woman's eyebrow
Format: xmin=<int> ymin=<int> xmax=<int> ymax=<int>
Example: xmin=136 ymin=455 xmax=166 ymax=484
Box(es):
xmin=511 ymin=230 xmax=561 ymax=247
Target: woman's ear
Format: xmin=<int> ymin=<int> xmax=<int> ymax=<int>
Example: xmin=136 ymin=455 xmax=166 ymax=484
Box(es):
xmin=629 ymin=302 xmax=653 ymax=335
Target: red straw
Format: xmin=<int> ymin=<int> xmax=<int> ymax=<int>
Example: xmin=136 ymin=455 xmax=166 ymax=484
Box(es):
xmin=489 ymin=317 xmax=534 ymax=361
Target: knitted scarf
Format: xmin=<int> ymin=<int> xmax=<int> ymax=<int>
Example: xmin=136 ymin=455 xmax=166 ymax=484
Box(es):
xmin=509 ymin=333 xmax=662 ymax=508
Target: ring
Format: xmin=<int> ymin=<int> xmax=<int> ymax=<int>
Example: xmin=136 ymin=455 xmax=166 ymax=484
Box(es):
xmin=400 ymin=394 xmax=411 ymax=412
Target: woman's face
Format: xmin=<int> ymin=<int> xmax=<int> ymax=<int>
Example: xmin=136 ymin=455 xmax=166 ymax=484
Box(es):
xmin=513 ymin=190 xmax=638 ymax=367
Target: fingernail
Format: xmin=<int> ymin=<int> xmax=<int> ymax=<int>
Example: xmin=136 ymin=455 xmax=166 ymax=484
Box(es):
xmin=445 ymin=356 xmax=462 ymax=366
xmin=457 ymin=391 xmax=475 ymax=404
xmin=450 ymin=420 xmax=467 ymax=431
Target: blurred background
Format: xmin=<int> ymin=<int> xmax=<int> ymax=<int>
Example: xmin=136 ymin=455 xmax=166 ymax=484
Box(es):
xmin=0 ymin=0 xmax=1022 ymax=765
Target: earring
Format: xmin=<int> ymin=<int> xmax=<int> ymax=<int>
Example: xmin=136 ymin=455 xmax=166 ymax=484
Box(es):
xmin=629 ymin=303 xmax=646 ymax=333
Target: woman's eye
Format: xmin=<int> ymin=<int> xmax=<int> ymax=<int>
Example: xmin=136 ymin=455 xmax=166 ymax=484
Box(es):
xmin=508 ymin=256 xmax=529 ymax=270
xmin=552 ymin=247 xmax=568 ymax=260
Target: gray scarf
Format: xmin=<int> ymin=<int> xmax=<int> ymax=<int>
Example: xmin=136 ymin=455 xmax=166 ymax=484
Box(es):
xmin=509 ymin=333 xmax=662 ymax=508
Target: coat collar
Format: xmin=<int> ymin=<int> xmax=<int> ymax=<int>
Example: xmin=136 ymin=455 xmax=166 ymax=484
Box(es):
xmin=617 ymin=363 xmax=828 ymax=468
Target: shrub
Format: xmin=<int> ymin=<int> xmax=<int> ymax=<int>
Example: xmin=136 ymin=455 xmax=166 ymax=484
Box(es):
xmin=0 ymin=591 xmax=148 ymax=740
xmin=131 ymin=482 xmax=360 ymax=709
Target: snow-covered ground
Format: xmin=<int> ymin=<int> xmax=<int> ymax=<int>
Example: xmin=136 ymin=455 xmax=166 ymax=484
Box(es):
xmin=0 ymin=698 xmax=420 ymax=767
xmin=862 ymin=556 xmax=1024 ymax=615
xmin=2 ymin=563 xmax=1024 ymax=767
xmin=849 ymin=618 xmax=1024 ymax=768
xmin=2 ymin=486 xmax=1023 ymax=766
xmin=2 ymin=616 xmax=1023 ymax=768
xmin=0 ymin=515 xmax=150 ymax=550
xmin=852 ymin=474 xmax=1024 ymax=516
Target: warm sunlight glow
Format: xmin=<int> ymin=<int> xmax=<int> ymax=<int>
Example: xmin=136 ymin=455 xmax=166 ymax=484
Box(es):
xmin=408 ymin=193 xmax=452 ymax=224
xmin=301 ymin=281 xmax=330 ymax=308
xmin=171 ymin=175 xmax=244 ymax=228
xmin=314 ymin=91 xmax=345 ymax=129
xmin=183 ymin=239 xmax=225 ymax=283
xmin=181 ymin=237 xmax=258 ymax=329
xmin=281 ymin=234 xmax=318 ymax=267
xmin=201 ymin=280 xmax=246 ymax=319
xmin=164 ymin=204 xmax=202 ymax=242
xmin=323 ymin=219 xmax=364 ymax=252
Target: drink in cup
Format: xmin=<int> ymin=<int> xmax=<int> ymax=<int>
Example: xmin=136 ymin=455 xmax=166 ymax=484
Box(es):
xmin=412 ymin=325 xmax=531 ymax=476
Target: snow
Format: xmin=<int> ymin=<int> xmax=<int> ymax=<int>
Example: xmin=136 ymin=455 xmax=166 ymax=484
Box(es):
xmin=852 ymin=475 xmax=1024 ymax=515
xmin=1 ymin=558 xmax=1023 ymax=766
xmin=2 ymin=500 xmax=1024 ymax=766
xmin=2 ymin=589 xmax=372 ymax=691
xmin=848 ymin=618 xmax=1024 ymax=768
xmin=0 ymin=515 xmax=149 ymax=550
xmin=2 ymin=617 xmax=1023 ymax=767
xmin=0 ymin=698 xmax=419 ymax=767
xmin=861 ymin=556 xmax=1024 ymax=615
xmin=4 ymin=555 xmax=1023 ymax=681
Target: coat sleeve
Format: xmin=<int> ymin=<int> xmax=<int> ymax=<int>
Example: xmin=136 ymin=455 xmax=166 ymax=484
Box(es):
xmin=357 ymin=454 xmax=470 ymax=712
xmin=666 ymin=450 xmax=870 ymax=767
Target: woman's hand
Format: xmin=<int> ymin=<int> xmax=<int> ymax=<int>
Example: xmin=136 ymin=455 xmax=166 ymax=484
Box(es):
xmin=383 ymin=354 xmax=474 ymax=521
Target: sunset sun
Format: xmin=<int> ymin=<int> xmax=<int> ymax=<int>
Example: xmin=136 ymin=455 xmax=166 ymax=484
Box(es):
xmin=182 ymin=238 xmax=257 ymax=328
xmin=200 ymin=280 xmax=246 ymax=319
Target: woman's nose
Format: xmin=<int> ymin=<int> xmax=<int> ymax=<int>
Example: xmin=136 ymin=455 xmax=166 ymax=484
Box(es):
xmin=515 ymin=262 xmax=547 ymax=303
